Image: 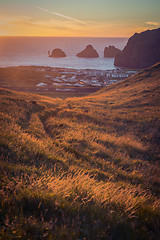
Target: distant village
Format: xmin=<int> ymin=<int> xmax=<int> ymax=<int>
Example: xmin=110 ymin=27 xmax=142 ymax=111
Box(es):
xmin=36 ymin=67 xmax=137 ymax=92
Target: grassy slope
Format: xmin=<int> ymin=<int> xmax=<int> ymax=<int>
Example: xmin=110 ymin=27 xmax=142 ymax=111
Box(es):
xmin=0 ymin=63 xmax=160 ymax=239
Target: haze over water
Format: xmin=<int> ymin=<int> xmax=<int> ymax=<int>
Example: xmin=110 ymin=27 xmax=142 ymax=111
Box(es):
xmin=0 ymin=37 xmax=127 ymax=70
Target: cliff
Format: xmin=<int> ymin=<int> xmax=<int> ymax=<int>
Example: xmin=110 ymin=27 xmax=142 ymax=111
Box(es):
xmin=114 ymin=28 xmax=160 ymax=68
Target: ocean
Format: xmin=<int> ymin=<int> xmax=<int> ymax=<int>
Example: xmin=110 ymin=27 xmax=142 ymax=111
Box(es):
xmin=0 ymin=37 xmax=128 ymax=70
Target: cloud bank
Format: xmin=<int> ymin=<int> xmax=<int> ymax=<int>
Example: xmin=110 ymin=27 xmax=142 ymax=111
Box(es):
xmin=146 ymin=21 xmax=159 ymax=26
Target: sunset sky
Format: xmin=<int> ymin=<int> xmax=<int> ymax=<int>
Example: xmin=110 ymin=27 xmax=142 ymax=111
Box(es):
xmin=0 ymin=0 xmax=160 ymax=37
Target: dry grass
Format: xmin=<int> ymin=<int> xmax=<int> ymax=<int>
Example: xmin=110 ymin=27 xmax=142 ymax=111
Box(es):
xmin=0 ymin=63 xmax=160 ymax=239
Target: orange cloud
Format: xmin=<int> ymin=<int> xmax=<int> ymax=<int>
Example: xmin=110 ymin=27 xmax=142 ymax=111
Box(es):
xmin=146 ymin=21 xmax=159 ymax=26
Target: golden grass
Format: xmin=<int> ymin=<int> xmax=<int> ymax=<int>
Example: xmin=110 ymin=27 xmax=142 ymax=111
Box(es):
xmin=0 ymin=63 xmax=160 ymax=239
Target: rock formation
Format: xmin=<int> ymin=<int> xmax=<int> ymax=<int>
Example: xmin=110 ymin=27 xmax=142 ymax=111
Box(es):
xmin=104 ymin=46 xmax=121 ymax=57
xmin=76 ymin=45 xmax=99 ymax=58
xmin=49 ymin=48 xmax=66 ymax=57
xmin=114 ymin=28 xmax=160 ymax=68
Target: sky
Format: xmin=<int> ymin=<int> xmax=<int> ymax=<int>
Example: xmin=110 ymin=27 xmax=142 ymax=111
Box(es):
xmin=0 ymin=0 xmax=160 ymax=37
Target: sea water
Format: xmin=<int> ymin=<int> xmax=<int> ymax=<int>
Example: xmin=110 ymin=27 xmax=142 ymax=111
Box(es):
xmin=0 ymin=37 xmax=128 ymax=70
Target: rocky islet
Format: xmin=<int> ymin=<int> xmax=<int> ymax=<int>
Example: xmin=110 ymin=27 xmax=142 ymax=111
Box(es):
xmin=76 ymin=45 xmax=99 ymax=58
xmin=49 ymin=45 xmax=122 ymax=59
xmin=49 ymin=48 xmax=67 ymax=57
xmin=104 ymin=46 xmax=121 ymax=57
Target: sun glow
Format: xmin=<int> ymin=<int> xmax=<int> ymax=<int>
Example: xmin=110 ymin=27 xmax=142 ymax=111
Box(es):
xmin=0 ymin=16 xmax=154 ymax=37
xmin=0 ymin=1 xmax=160 ymax=37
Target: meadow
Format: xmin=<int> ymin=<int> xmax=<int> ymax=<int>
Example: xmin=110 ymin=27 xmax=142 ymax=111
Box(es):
xmin=0 ymin=63 xmax=160 ymax=239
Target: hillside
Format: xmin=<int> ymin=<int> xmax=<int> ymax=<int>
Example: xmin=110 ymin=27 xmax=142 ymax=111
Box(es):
xmin=0 ymin=63 xmax=160 ymax=239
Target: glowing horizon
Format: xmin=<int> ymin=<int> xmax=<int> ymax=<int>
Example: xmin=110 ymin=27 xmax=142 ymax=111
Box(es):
xmin=0 ymin=0 xmax=160 ymax=37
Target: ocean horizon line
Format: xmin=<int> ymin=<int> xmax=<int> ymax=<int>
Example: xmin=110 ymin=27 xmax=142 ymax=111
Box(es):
xmin=0 ymin=36 xmax=129 ymax=39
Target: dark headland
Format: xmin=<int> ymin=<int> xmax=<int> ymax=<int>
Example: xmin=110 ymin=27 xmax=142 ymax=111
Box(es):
xmin=114 ymin=27 xmax=160 ymax=68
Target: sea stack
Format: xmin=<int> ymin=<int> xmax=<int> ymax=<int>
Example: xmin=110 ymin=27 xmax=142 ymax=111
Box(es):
xmin=49 ymin=48 xmax=66 ymax=57
xmin=114 ymin=28 xmax=160 ymax=68
xmin=104 ymin=46 xmax=121 ymax=57
xmin=76 ymin=45 xmax=99 ymax=58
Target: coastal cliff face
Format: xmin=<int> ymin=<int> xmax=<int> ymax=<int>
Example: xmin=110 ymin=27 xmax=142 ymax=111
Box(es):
xmin=76 ymin=45 xmax=99 ymax=58
xmin=49 ymin=48 xmax=66 ymax=57
xmin=114 ymin=28 xmax=160 ymax=68
xmin=104 ymin=46 xmax=121 ymax=57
